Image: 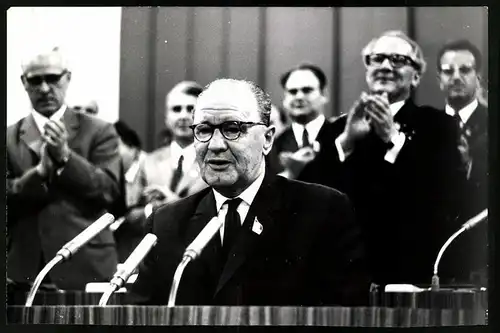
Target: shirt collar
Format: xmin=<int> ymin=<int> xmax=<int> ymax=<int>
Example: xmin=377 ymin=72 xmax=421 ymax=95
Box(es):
xmin=170 ymin=140 xmax=196 ymax=167
xmin=291 ymin=113 xmax=326 ymax=145
xmin=445 ymin=99 xmax=478 ymax=124
xmin=213 ymin=161 xmax=266 ymax=212
xmin=390 ymin=100 xmax=405 ymax=117
xmin=31 ymin=104 xmax=68 ymax=134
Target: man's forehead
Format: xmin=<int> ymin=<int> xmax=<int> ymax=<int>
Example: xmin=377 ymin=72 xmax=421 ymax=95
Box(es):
xmin=372 ymin=36 xmax=413 ymax=56
xmin=440 ymin=50 xmax=476 ymax=65
xmin=167 ymin=91 xmax=197 ymax=106
xmin=198 ymin=81 xmax=257 ymax=108
xmin=23 ymin=53 xmax=66 ymax=77
xmin=286 ymin=70 xmax=320 ymax=89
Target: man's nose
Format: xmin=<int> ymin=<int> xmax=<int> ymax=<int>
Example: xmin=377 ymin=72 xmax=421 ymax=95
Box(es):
xmin=379 ymin=58 xmax=393 ymax=69
xmin=207 ymin=129 xmax=228 ymax=151
xmin=451 ymin=68 xmax=463 ymax=81
xmin=38 ymin=80 xmax=51 ymax=93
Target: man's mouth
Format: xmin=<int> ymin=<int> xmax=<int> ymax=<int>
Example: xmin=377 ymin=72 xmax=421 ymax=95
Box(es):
xmin=207 ymin=159 xmax=231 ymax=170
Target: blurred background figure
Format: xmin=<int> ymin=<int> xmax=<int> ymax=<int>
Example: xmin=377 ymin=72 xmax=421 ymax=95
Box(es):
xmin=142 ymin=81 xmax=207 ymax=207
xmin=72 ymin=98 xmax=99 ymax=116
xmin=270 ymin=104 xmax=289 ymax=137
xmin=112 ymin=120 xmax=148 ymax=262
xmin=436 ymin=39 xmax=488 ymax=286
xmin=6 ymin=46 xmax=121 ymax=291
xmin=157 ymin=127 xmax=173 ymax=148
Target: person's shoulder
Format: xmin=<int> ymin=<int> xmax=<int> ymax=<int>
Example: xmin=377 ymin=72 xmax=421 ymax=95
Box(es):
xmin=146 ymin=145 xmax=171 ymax=162
xmin=71 ymin=109 xmax=116 ymax=133
xmin=278 ymin=175 xmax=348 ymax=203
xmin=274 ymin=125 xmax=293 ymax=144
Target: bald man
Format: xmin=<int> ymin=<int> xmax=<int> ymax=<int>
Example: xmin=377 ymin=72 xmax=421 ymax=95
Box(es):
xmin=6 ymin=46 xmax=121 ymax=290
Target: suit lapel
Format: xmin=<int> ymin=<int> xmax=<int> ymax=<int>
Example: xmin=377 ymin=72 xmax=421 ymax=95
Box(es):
xmin=214 ymin=171 xmax=282 ymax=297
xmin=176 ymin=161 xmax=201 ymax=196
xmin=20 ymin=113 xmax=43 ymax=158
xmin=280 ymin=128 xmax=299 ymax=152
xmin=465 ymin=104 xmax=488 ymax=142
xmin=61 ymin=108 xmax=80 ymax=144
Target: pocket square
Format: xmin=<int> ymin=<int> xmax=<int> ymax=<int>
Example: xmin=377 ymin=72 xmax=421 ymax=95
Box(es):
xmin=252 ymin=217 xmax=263 ymax=235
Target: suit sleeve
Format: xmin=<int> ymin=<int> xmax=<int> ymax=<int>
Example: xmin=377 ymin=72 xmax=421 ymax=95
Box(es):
xmin=312 ymin=192 xmax=372 ymax=306
xmin=51 ymin=122 xmax=122 ymax=209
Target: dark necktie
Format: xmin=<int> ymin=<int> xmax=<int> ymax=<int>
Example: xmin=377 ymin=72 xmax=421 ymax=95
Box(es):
xmin=453 ymin=113 xmax=472 ymax=178
xmin=222 ymin=198 xmax=242 ymax=260
xmin=302 ymin=127 xmax=310 ymax=147
xmin=170 ymin=155 xmax=184 ymax=193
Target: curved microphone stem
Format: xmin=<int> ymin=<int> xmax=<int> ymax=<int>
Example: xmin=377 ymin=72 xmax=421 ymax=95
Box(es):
xmin=25 ymin=255 xmax=64 ymax=306
xmin=99 ymin=283 xmax=119 ymax=306
xmin=167 ymin=256 xmax=192 ymax=307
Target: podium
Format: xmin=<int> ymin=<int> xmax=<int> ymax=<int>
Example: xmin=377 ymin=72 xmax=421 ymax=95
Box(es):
xmin=6 ymin=290 xmax=487 ymax=326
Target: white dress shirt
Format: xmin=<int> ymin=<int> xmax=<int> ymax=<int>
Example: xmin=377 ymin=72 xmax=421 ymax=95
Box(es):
xmin=445 ymin=98 xmax=478 ymax=125
xmin=334 ymin=100 xmax=406 ymax=164
xmin=291 ymin=114 xmax=325 ymax=147
xmin=170 ymin=141 xmax=196 ymax=171
xmin=213 ymin=162 xmax=266 ymax=244
xmin=31 ymin=104 xmax=68 ymax=135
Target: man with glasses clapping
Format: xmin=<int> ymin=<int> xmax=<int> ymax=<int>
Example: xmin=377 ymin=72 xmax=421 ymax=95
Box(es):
xmin=319 ymin=31 xmax=465 ymax=288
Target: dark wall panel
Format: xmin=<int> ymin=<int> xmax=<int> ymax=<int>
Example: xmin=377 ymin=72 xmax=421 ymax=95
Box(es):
xmin=265 ymin=7 xmax=334 ymax=116
xmin=414 ymin=7 xmax=488 ymax=109
xmin=338 ymin=7 xmax=408 ymax=116
xmin=153 ymin=7 xmax=190 ymax=148
xmin=227 ymin=7 xmax=261 ymax=83
xmin=119 ymin=7 xmax=153 ymax=149
xmin=191 ymin=7 xmax=225 ymax=86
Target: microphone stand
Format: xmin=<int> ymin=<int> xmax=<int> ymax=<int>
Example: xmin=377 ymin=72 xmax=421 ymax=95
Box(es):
xmin=167 ymin=256 xmax=192 ymax=307
xmin=432 ymin=209 xmax=488 ymax=290
xmin=25 ymin=255 xmax=64 ymax=306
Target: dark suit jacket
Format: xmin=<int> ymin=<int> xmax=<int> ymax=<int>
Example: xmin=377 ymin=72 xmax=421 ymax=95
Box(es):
xmin=6 ymin=108 xmax=121 ymax=290
xmin=304 ymin=100 xmax=465 ymax=287
xmin=128 ymin=172 xmax=371 ymax=306
xmin=267 ymin=117 xmax=339 ymax=185
xmin=443 ymin=103 xmax=488 ymax=284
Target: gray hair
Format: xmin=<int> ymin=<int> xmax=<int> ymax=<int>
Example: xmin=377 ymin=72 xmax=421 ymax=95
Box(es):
xmin=361 ymin=30 xmax=427 ymax=76
xmin=199 ymin=78 xmax=272 ymax=126
xmin=20 ymin=46 xmax=70 ymax=74
xmin=166 ymin=80 xmax=203 ymax=105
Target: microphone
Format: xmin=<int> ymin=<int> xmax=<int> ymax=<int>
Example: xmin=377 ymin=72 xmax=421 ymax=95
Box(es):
xmin=26 ymin=212 xmax=116 ymax=306
xmin=183 ymin=216 xmax=224 ymax=260
xmin=168 ymin=216 xmax=224 ymax=307
xmin=57 ymin=213 xmax=116 ymax=260
xmin=99 ymin=233 xmax=158 ymax=306
xmin=431 ymin=209 xmax=488 ymax=291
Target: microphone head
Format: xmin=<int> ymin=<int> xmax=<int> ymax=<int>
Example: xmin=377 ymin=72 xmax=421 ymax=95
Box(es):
xmin=184 ymin=217 xmax=223 ymax=260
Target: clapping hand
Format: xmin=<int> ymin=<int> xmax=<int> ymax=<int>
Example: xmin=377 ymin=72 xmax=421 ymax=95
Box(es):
xmin=279 ymin=145 xmax=318 ymax=179
xmin=43 ymin=119 xmax=70 ymax=163
xmin=364 ymin=92 xmax=398 ymax=143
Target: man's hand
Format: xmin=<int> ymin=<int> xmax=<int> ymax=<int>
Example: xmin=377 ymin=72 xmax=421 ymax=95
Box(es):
xmin=43 ymin=119 xmax=70 ymax=164
xmin=364 ymin=93 xmax=398 ymax=143
xmin=343 ymin=92 xmax=372 ymax=144
xmin=36 ymin=142 xmax=54 ymax=178
xmin=279 ymin=146 xmax=317 ymax=178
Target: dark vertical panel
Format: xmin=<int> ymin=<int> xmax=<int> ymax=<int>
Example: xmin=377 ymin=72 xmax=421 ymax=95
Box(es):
xmin=191 ymin=7 xmax=225 ymax=86
xmin=331 ymin=7 xmax=341 ymax=118
xmin=119 ymin=7 xmax=153 ymax=151
xmin=414 ymin=7 xmax=487 ymax=109
xmin=146 ymin=7 xmax=159 ymax=151
xmin=265 ymin=7 xmax=334 ymax=117
xmin=154 ymin=7 xmax=190 ymax=150
xmin=227 ymin=7 xmax=260 ymax=83
xmin=338 ymin=7 xmax=408 ymax=116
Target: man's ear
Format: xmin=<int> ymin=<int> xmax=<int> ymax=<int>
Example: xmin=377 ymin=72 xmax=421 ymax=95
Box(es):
xmin=263 ymin=125 xmax=276 ymax=155
xmin=20 ymin=75 xmax=28 ymax=89
xmin=66 ymin=71 xmax=72 ymax=82
xmin=411 ymin=72 xmax=421 ymax=88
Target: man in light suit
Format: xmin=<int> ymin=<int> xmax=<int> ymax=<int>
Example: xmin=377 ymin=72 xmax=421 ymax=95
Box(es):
xmin=268 ymin=63 xmax=338 ymax=183
xmin=436 ymin=39 xmax=488 ymax=285
xmin=142 ymin=81 xmax=207 ymax=207
xmin=314 ymin=31 xmax=465 ymax=287
xmin=6 ymin=46 xmax=121 ymax=290
xmin=129 ymin=78 xmax=370 ymax=306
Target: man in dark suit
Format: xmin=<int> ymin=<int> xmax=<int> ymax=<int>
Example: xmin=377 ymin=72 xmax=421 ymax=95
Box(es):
xmin=129 ymin=78 xmax=370 ymax=306
xmin=6 ymin=46 xmax=121 ymax=290
xmin=268 ymin=63 xmax=338 ymax=184
xmin=312 ymin=31 xmax=465 ymax=287
xmin=436 ymin=39 xmax=488 ymax=286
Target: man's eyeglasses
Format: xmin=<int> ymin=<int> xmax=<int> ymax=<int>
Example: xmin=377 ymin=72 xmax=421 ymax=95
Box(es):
xmin=365 ymin=53 xmax=419 ymax=69
xmin=439 ymin=64 xmax=475 ymax=76
xmin=171 ymin=105 xmax=195 ymax=113
xmin=287 ymin=86 xmax=315 ymax=96
xmin=190 ymin=121 xmax=267 ymax=142
xmin=24 ymin=70 xmax=68 ymax=86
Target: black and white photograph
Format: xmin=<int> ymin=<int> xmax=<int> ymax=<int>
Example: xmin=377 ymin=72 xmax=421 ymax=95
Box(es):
xmin=5 ymin=6 xmax=489 ymax=327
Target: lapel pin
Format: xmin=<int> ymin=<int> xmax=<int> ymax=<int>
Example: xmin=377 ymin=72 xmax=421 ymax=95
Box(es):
xmin=252 ymin=217 xmax=263 ymax=235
